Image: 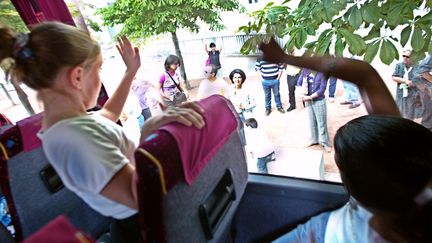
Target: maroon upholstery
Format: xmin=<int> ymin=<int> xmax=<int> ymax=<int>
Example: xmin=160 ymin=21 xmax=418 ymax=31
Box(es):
xmin=0 ymin=125 xmax=25 ymax=240
xmin=135 ymin=130 xmax=182 ymax=243
xmin=160 ymin=95 xmax=238 ymax=185
xmin=135 ymin=96 xmax=243 ymax=243
xmin=11 ymin=0 xmax=75 ymax=27
xmin=16 ymin=113 xmax=43 ymax=152
xmin=0 ymin=113 xmax=42 ymax=240
xmin=23 ymin=215 xmax=95 ymax=243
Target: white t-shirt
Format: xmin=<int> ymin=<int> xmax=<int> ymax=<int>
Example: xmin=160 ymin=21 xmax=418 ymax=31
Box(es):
xmin=245 ymin=127 xmax=275 ymax=158
xmin=38 ymin=114 xmax=137 ymax=219
xmin=325 ymin=202 xmax=389 ymax=243
xmin=285 ymin=64 xmax=300 ymax=76
xmin=197 ymin=78 xmax=230 ymax=99
xmin=230 ymin=88 xmax=247 ymax=113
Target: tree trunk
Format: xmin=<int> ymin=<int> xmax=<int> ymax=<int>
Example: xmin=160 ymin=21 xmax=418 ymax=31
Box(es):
xmin=70 ymin=0 xmax=90 ymax=34
xmin=11 ymin=76 xmax=35 ymax=116
xmin=171 ymin=31 xmax=190 ymax=90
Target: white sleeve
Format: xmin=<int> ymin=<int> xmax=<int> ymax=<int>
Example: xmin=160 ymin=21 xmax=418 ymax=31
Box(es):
xmin=43 ymin=125 xmax=129 ymax=194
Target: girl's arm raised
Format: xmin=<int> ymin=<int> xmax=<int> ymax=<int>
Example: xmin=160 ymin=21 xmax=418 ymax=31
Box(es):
xmin=99 ymin=36 xmax=141 ymax=122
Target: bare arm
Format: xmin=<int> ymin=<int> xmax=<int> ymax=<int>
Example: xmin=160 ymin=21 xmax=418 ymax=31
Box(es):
xmin=205 ymin=43 xmax=210 ymax=53
xmin=392 ymin=76 xmax=412 ymax=86
xmin=276 ymin=71 xmax=282 ymax=80
xmin=259 ymin=38 xmax=400 ymax=116
xmin=101 ymin=164 xmax=138 ymax=210
xmin=423 ymin=72 xmax=432 ymax=83
xmin=99 ymin=36 xmax=141 ymax=122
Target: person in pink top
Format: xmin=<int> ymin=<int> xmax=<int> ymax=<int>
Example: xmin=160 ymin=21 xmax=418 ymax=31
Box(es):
xmin=158 ymin=55 xmax=188 ymax=106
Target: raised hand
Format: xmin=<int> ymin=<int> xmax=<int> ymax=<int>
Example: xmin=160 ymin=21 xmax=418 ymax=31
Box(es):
xmin=116 ymin=36 xmax=141 ymax=73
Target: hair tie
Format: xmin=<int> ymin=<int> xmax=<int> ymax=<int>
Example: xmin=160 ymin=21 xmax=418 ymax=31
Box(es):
xmin=13 ymin=33 xmax=33 ymax=60
xmin=414 ymin=186 xmax=432 ymax=206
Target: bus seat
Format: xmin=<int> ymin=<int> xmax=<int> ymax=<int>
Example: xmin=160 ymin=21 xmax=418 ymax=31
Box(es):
xmin=0 ymin=224 xmax=14 ymax=243
xmin=22 ymin=215 xmax=95 ymax=243
xmin=0 ymin=114 xmax=111 ymax=241
xmin=135 ymin=95 xmax=248 ymax=243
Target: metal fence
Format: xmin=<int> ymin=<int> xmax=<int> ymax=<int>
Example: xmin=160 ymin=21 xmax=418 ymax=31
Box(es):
xmin=148 ymin=34 xmax=289 ymax=58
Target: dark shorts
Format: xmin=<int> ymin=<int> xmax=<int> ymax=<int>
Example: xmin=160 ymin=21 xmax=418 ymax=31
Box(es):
xmin=110 ymin=214 xmax=142 ymax=243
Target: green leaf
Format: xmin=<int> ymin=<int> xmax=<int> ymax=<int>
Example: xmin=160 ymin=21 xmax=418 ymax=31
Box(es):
xmin=361 ymin=3 xmax=379 ymax=23
xmin=306 ymin=26 xmax=316 ymax=35
xmin=339 ymin=28 xmax=366 ymax=55
xmin=332 ymin=18 xmax=344 ymax=28
xmin=364 ymin=41 xmax=380 ymax=63
xmin=379 ymin=40 xmax=396 ymax=65
xmin=240 ymin=37 xmax=257 ymax=55
xmin=389 ymin=39 xmax=399 ymax=60
xmin=419 ymin=32 xmax=431 ymax=55
xmin=416 ymin=10 xmax=432 ymax=25
xmin=317 ymin=29 xmax=333 ymax=42
xmin=411 ymin=26 xmax=426 ymax=51
xmin=237 ymin=26 xmax=250 ymax=34
xmin=315 ymin=32 xmax=333 ymax=56
xmin=364 ymin=27 xmax=381 ymax=41
xmin=386 ymin=3 xmax=403 ymax=27
xmin=284 ymin=34 xmax=297 ymax=51
xmin=400 ymin=25 xmax=412 ymax=47
xmin=304 ymin=41 xmax=317 ymax=49
xmin=335 ymin=34 xmax=344 ymax=57
xmin=349 ymin=6 xmax=362 ymax=29
xmin=343 ymin=4 xmax=353 ymax=22
xmin=264 ymin=2 xmax=275 ymax=8
xmin=295 ymin=29 xmax=308 ymax=49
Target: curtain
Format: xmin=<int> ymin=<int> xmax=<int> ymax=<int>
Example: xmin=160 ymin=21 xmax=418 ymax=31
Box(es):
xmin=11 ymin=0 xmax=75 ymax=27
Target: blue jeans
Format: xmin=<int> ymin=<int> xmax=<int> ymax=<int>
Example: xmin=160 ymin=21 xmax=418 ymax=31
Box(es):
xmin=261 ymin=79 xmax=283 ymax=110
xmin=257 ymin=152 xmax=274 ymax=173
xmin=342 ymin=81 xmax=360 ymax=104
xmin=141 ymin=107 xmax=152 ymax=121
xmin=137 ymin=115 xmax=145 ymax=129
xmin=328 ymin=77 xmax=337 ymax=98
xmin=287 ymin=74 xmax=299 ymax=108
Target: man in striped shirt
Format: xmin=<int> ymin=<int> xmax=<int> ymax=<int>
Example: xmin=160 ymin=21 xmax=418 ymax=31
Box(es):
xmin=255 ymin=59 xmax=285 ymax=116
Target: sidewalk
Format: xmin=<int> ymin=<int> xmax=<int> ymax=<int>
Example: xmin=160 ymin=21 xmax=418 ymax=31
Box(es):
xmin=187 ymin=72 xmax=370 ymax=182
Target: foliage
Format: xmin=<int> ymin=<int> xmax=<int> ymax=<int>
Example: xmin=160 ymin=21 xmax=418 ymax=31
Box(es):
xmin=97 ymin=0 xmax=243 ymax=40
xmin=98 ymin=0 xmax=243 ymax=88
xmin=238 ymin=0 xmax=432 ymax=64
xmin=86 ymin=18 xmax=102 ymax=32
xmin=0 ymin=0 xmax=28 ymax=32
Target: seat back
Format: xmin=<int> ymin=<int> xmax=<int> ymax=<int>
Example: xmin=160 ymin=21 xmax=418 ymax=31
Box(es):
xmin=22 ymin=215 xmax=95 ymax=243
xmin=136 ymin=96 xmax=248 ymax=243
xmin=0 ymin=224 xmax=14 ymax=243
xmin=0 ymin=114 xmax=111 ymax=241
